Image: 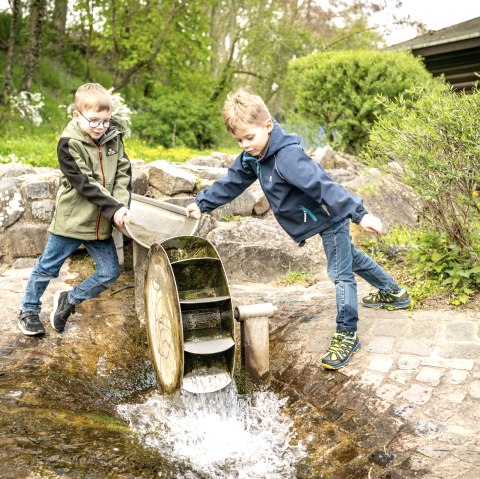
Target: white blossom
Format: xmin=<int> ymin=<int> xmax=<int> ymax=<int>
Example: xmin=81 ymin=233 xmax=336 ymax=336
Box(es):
xmin=9 ymin=91 xmax=45 ymax=126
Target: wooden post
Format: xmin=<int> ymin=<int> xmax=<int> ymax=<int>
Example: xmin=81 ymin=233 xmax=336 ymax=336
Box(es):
xmin=235 ymin=303 xmax=277 ymax=383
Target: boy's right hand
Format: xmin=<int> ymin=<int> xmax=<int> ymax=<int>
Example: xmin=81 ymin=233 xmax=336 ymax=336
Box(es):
xmin=113 ymin=206 xmax=130 ymax=228
xmin=185 ymin=202 xmax=201 ymax=219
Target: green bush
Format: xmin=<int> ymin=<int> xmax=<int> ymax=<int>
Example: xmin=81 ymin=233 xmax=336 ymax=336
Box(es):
xmin=131 ymin=88 xmax=223 ymax=149
xmin=287 ymin=50 xmax=433 ymax=153
xmin=363 ymin=83 xmax=480 ymax=262
xmin=362 ymin=226 xmax=480 ymax=305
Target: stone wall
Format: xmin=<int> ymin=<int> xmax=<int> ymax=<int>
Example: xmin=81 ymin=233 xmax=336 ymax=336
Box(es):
xmin=0 ymin=149 xmax=419 ymax=282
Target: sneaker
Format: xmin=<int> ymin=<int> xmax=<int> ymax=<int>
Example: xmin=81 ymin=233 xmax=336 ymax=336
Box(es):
xmin=321 ymin=331 xmax=361 ymax=370
xmin=17 ymin=311 xmax=45 ymax=336
xmin=362 ymin=287 xmax=411 ymax=310
xmin=50 ymin=291 xmax=76 ymax=332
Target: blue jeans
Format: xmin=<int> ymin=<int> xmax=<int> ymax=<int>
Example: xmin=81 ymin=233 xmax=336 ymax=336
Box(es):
xmin=21 ymin=232 xmax=120 ymax=314
xmin=320 ymin=219 xmax=398 ymax=333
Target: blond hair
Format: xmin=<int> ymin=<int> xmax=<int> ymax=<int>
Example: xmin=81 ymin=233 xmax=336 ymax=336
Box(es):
xmin=74 ymin=83 xmax=113 ymax=113
xmin=222 ymin=89 xmax=271 ymax=133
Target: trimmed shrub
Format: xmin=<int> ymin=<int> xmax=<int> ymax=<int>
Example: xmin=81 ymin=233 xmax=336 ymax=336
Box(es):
xmin=363 ymin=82 xmax=480 ymax=262
xmin=287 ymin=50 xmax=433 ymax=154
xmin=131 ymin=88 xmax=223 ymax=149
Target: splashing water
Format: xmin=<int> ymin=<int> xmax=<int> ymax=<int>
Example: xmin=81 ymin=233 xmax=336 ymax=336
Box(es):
xmin=117 ymin=383 xmax=304 ymax=478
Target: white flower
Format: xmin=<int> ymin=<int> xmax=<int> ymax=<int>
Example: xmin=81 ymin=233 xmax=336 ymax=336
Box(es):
xmin=9 ymin=91 xmax=45 ymax=126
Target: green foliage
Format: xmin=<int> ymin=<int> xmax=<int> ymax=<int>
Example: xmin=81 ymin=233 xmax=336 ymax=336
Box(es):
xmin=408 ymin=231 xmax=480 ymax=305
xmin=287 ymin=50 xmax=433 ymax=154
xmin=363 ymin=83 xmax=480 ymax=260
xmin=0 ymin=133 xmax=213 ymax=168
xmin=0 ymin=131 xmax=58 ymax=167
xmin=362 ymin=226 xmax=480 ymax=306
xmin=221 ymin=215 xmax=248 ymax=222
xmin=131 ymin=87 xmax=223 ymax=149
xmin=124 ymin=137 xmax=212 ymax=164
xmin=278 ymin=267 xmax=315 ymax=286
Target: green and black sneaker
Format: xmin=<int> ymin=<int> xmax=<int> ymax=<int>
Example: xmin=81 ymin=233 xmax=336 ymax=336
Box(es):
xmin=321 ymin=331 xmax=361 ymax=370
xmin=362 ymin=287 xmax=411 ymax=310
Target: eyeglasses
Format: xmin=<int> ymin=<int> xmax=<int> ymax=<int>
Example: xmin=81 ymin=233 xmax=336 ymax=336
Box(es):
xmin=78 ymin=111 xmax=111 ymax=129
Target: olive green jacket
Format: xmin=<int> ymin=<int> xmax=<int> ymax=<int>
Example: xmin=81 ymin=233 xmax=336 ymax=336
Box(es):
xmin=49 ymin=119 xmax=132 ymax=240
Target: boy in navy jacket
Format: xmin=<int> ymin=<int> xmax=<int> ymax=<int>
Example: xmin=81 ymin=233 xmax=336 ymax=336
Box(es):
xmin=186 ymin=89 xmax=409 ymax=369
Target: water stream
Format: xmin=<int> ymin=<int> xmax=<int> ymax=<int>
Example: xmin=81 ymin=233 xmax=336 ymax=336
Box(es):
xmin=118 ymin=383 xmax=305 ymax=479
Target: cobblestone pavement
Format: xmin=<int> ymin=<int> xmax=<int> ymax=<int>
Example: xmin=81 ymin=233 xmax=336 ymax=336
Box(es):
xmin=232 ymin=278 xmax=480 ymax=479
xmin=2 ymin=260 xmax=480 ymax=478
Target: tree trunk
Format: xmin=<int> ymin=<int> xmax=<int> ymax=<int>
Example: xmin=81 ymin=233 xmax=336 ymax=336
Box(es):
xmin=21 ymin=0 xmax=47 ymax=92
xmin=52 ymin=0 xmax=68 ymax=55
xmin=1 ymin=0 xmax=22 ymax=104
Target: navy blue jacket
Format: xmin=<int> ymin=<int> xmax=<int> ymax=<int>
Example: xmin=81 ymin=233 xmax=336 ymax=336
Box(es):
xmin=196 ymin=120 xmax=367 ymax=244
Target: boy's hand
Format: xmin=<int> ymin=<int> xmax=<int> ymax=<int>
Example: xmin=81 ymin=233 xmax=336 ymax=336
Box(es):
xmin=113 ymin=206 xmax=130 ymax=228
xmin=359 ymin=213 xmax=383 ymax=236
xmin=185 ymin=202 xmax=201 ymax=219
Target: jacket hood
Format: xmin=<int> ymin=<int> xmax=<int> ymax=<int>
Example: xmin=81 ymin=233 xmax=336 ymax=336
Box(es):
xmin=263 ymin=119 xmax=301 ymax=159
xmin=61 ymin=118 xmax=127 ymax=145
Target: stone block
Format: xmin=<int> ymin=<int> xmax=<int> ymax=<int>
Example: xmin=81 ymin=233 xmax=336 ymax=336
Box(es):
xmin=23 ymin=179 xmax=51 ymax=199
xmin=423 ymin=397 xmax=456 ymax=422
xmin=415 ymin=419 xmax=446 ymax=436
xmin=147 ymin=160 xmax=196 ymax=195
xmin=372 ymin=319 xmax=406 ymax=337
xmin=468 ymin=380 xmax=480 ymax=399
xmin=252 ymin=190 xmax=270 ymax=215
xmin=357 ymin=370 xmax=384 ymax=387
xmin=211 ymin=189 xmax=256 ymax=219
xmin=367 ymin=355 xmax=393 ymax=372
xmin=365 ymin=336 xmax=395 ymax=354
xmin=180 ymin=164 xmax=227 ymax=181
xmin=415 ymin=366 xmax=445 ymax=386
xmin=443 ymin=369 xmax=469 ymax=385
xmin=131 ymin=161 xmax=149 ymax=195
xmin=399 ymin=338 xmax=436 ymax=356
xmin=438 ymin=344 xmax=480 ymax=359
xmin=375 ymin=382 xmax=402 ymax=402
xmin=0 ymin=179 xmax=24 ymax=230
xmin=433 ymin=456 xmax=475 ymax=479
xmin=4 ymin=223 xmax=48 ymax=258
xmin=445 ymin=321 xmax=476 ymax=341
xmin=31 ymin=200 xmax=55 ymax=221
xmin=389 ymin=369 xmax=414 ymax=384
xmin=401 ymin=384 xmax=433 ymax=405
xmin=398 ymin=355 xmax=422 ymax=370
xmin=392 ymin=403 xmax=414 ymax=420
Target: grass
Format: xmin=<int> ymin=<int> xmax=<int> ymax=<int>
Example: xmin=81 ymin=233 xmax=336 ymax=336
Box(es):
xmin=278 ymin=268 xmax=315 ymax=286
xmin=0 ymin=129 xmax=236 ymax=168
xmin=221 ymin=215 xmax=249 ymax=222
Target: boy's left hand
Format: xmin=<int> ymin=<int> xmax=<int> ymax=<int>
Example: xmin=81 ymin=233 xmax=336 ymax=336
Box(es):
xmin=113 ymin=206 xmax=130 ymax=228
xmin=359 ymin=213 xmax=383 ymax=236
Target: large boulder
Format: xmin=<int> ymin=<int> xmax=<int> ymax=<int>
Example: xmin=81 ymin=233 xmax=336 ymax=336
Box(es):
xmin=146 ymin=160 xmax=197 ymax=195
xmin=205 ymin=217 xmax=326 ymax=282
xmin=343 ymin=167 xmax=420 ymax=231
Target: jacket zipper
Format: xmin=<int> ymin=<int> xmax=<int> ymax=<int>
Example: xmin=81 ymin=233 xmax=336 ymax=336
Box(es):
xmin=299 ymin=205 xmax=317 ymax=223
xmin=96 ymin=146 xmax=106 ymax=239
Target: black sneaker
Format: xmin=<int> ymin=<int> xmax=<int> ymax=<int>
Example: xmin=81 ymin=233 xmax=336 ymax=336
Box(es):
xmin=17 ymin=311 xmax=45 ymax=336
xmin=321 ymin=332 xmax=361 ymax=370
xmin=50 ymin=291 xmax=76 ymax=332
xmin=362 ymin=287 xmax=411 ymax=310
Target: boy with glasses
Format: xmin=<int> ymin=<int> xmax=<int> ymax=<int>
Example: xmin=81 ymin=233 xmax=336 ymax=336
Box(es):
xmin=18 ymin=83 xmax=132 ymax=336
xmin=186 ymin=89 xmax=410 ymax=370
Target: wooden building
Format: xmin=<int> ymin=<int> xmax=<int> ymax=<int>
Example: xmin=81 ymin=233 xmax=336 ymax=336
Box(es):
xmin=389 ymin=17 xmax=480 ymax=91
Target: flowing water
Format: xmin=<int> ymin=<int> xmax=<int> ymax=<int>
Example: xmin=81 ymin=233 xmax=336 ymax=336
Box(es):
xmin=118 ymin=383 xmax=306 ymax=479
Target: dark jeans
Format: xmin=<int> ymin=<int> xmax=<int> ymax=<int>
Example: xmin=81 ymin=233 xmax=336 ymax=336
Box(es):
xmin=21 ymin=232 xmax=120 ymax=314
xmin=320 ymin=219 xmax=397 ymax=333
